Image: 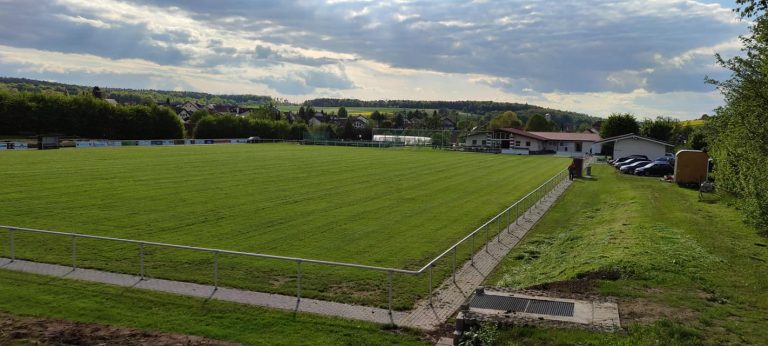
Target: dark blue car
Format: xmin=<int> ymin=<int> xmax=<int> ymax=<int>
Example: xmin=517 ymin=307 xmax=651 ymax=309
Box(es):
xmin=635 ymin=162 xmax=674 ymax=176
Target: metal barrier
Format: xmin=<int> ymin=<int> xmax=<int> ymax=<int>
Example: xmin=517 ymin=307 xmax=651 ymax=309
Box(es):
xmin=0 ymin=169 xmax=568 ymax=319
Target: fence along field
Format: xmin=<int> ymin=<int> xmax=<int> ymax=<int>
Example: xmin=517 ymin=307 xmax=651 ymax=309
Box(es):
xmin=0 ymin=144 xmax=568 ymax=309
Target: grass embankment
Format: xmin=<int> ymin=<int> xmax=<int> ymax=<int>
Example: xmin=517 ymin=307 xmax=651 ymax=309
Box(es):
xmin=0 ymin=144 xmax=567 ymax=308
xmin=486 ymin=165 xmax=768 ymax=345
xmin=0 ymin=270 xmax=426 ymax=345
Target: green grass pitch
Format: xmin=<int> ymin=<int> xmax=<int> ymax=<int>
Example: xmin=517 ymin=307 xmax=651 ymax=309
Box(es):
xmin=0 ymin=144 xmax=567 ymax=308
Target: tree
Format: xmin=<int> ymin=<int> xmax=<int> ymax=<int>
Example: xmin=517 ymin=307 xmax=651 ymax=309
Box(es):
xmin=424 ymin=110 xmax=441 ymax=129
xmin=600 ymin=113 xmax=639 ymax=138
xmin=688 ymin=126 xmax=708 ymax=150
xmin=342 ymin=118 xmax=355 ymax=139
xmin=706 ymin=0 xmax=768 ymax=234
xmin=190 ymin=109 xmax=210 ymax=130
xmin=524 ymin=114 xmax=552 ymax=131
xmin=489 ymin=111 xmax=522 ymax=130
xmin=371 ymin=110 xmax=385 ymax=127
xmin=640 ymin=116 xmax=677 ymax=142
xmin=298 ymin=106 xmax=306 ymax=122
xmin=92 ymin=86 xmax=103 ymax=99
xmin=338 ymin=107 xmax=348 ymax=118
xmin=394 ymin=112 xmax=405 ymax=128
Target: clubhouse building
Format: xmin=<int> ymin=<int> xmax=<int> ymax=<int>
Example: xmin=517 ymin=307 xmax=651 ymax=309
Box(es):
xmin=463 ymin=128 xmax=602 ymax=156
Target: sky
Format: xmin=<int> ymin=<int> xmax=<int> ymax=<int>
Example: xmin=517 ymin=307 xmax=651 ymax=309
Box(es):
xmin=0 ymin=0 xmax=749 ymax=119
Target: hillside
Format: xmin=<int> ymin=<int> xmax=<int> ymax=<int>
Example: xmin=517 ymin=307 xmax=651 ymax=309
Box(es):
xmin=304 ymin=98 xmax=601 ymax=130
xmin=0 ymin=77 xmax=273 ymax=106
xmin=0 ymin=77 xmax=601 ymax=131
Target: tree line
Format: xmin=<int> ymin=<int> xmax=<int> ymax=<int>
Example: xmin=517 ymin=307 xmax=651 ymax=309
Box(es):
xmin=303 ymin=98 xmax=599 ymax=129
xmin=0 ymin=89 xmax=184 ymax=139
xmin=706 ymin=0 xmax=768 ymax=235
xmin=192 ymin=104 xmax=373 ymax=141
xmin=0 ymin=77 xmax=273 ymax=106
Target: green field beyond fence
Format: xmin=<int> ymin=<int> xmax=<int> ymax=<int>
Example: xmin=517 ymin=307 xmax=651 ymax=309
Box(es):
xmin=0 ymin=144 xmax=567 ymax=309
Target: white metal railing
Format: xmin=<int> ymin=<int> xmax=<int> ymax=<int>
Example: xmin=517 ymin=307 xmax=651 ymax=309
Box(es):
xmin=0 ymin=169 xmax=569 ymax=320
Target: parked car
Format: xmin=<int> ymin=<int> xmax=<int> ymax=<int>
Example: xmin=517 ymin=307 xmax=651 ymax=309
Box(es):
xmin=615 ymin=157 xmax=648 ymax=168
xmin=620 ymin=160 xmax=651 ymax=174
xmin=246 ymin=136 xmax=261 ymax=143
xmin=635 ymin=162 xmax=674 ymax=176
xmin=653 ymin=156 xmax=675 ymax=165
xmin=610 ymin=155 xmax=648 ymax=165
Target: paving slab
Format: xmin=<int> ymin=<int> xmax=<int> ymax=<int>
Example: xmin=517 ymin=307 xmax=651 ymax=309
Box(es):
xmin=0 ymin=257 xmax=404 ymax=325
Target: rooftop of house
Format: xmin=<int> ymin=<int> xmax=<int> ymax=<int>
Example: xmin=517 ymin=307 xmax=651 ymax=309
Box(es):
xmin=529 ymin=131 xmax=601 ymax=142
xmin=593 ymin=133 xmax=673 ymax=146
xmin=497 ymin=128 xmax=601 ymax=141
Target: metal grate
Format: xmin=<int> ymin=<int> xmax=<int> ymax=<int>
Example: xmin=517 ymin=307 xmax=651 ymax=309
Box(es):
xmin=469 ymin=294 xmax=575 ymax=317
xmin=525 ymin=299 xmax=575 ymax=317
xmin=470 ymin=295 xmax=529 ymax=312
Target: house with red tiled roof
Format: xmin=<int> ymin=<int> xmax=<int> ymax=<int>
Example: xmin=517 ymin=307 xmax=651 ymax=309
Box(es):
xmin=490 ymin=128 xmax=602 ymax=156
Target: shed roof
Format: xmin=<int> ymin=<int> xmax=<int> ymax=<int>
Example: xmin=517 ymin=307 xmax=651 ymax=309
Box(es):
xmin=593 ymin=133 xmax=673 ymax=146
xmin=497 ymin=128 xmax=600 ymax=141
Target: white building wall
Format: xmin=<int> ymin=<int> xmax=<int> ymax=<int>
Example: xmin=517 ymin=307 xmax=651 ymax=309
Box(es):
xmin=510 ymin=136 xmax=543 ymax=151
xmin=590 ymin=142 xmax=603 ymax=154
xmin=464 ymin=133 xmax=489 ymax=147
xmin=614 ymin=138 xmax=667 ymax=160
xmin=542 ymin=141 xmax=597 ymax=156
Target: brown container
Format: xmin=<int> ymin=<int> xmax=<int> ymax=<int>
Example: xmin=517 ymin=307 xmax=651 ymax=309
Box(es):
xmin=572 ymin=158 xmax=584 ymax=178
xmin=674 ymin=150 xmax=709 ymax=184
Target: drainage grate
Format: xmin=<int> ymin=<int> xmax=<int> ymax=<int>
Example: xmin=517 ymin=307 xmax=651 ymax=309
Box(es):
xmin=524 ymin=299 xmax=575 ymax=317
xmin=470 ymin=295 xmax=529 ymax=312
xmin=469 ymin=295 xmax=575 ymax=317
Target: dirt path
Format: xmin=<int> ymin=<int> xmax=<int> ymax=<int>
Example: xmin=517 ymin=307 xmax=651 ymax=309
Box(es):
xmin=0 ymin=311 xmax=238 ymax=346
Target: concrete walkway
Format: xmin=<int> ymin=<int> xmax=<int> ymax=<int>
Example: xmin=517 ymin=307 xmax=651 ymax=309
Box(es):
xmin=0 ymin=179 xmax=570 ymax=331
xmin=0 ymin=258 xmax=405 ymax=325
xmin=398 ymin=179 xmax=572 ymax=330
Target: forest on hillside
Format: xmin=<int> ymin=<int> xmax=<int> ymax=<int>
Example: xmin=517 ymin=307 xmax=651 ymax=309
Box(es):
xmin=0 ymin=77 xmax=273 ymax=106
xmin=303 ymin=98 xmax=601 ymax=130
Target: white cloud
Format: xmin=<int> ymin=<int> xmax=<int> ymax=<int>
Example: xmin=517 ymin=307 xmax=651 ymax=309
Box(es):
xmin=55 ymin=14 xmax=113 ymax=29
xmin=0 ymin=0 xmax=750 ymax=118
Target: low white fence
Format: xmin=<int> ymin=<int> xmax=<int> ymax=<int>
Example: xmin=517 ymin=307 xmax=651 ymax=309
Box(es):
xmin=0 ymin=142 xmax=29 ymax=150
xmin=72 ymin=138 xmax=250 ymax=148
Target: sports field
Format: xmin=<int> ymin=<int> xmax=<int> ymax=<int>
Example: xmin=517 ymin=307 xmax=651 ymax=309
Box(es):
xmin=0 ymin=144 xmax=567 ymax=308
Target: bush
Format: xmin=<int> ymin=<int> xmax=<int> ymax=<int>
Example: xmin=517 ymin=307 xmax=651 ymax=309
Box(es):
xmin=193 ymin=114 xmax=306 ymax=140
xmin=459 ymin=323 xmax=499 ymax=346
xmin=0 ymin=90 xmax=183 ymax=139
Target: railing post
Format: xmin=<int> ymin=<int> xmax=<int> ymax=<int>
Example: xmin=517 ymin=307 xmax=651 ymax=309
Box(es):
xmin=213 ymin=250 xmax=219 ymax=289
xmin=470 ymin=233 xmax=475 ymax=265
xmin=507 ymin=208 xmax=510 ymax=233
xmin=428 ymin=264 xmax=434 ymax=306
xmin=139 ymin=243 xmax=145 ymax=280
xmin=71 ymin=235 xmax=77 ymax=270
xmin=297 ymin=260 xmax=302 ymax=302
xmin=8 ymin=229 xmax=14 ymax=262
xmin=387 ymin=270 xmax=393 ymax=323
xmin=496 ymin=216 xmax=501 ymax=242
xmin=452 ymin=247 xmax=456 ymax=283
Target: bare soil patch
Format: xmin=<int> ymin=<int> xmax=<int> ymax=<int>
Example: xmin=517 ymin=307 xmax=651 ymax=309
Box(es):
xmin=528 ymin=269 xmax=622 ymax=294
xmin=618 ymin=299 xmax=697 ymax=325
xmin=0 ymin=312 xmax=239 ymax=346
